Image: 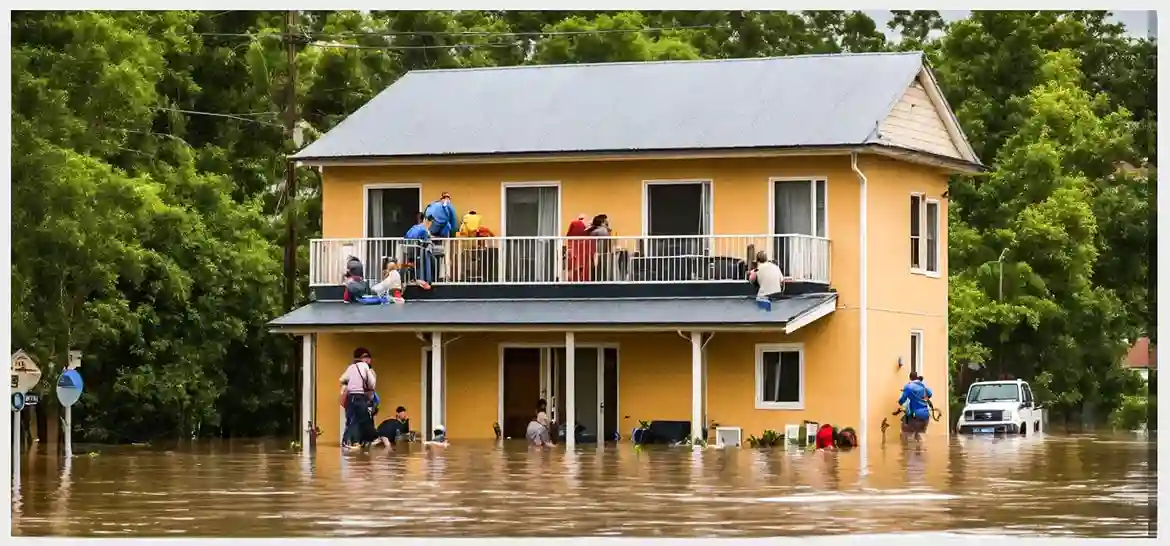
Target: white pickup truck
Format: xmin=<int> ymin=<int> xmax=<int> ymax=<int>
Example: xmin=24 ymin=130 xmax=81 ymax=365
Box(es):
xmin=955 ymin=379 xmax=1043 ymax=435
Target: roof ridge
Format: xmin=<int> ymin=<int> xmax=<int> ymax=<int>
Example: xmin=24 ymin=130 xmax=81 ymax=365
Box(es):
xmin=407 ymin=51 xmax=926 ymax=76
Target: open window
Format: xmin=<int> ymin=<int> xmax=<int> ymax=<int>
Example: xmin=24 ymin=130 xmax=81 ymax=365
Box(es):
xmin=755 ymin=344 xmax=804 ymax=410
xmin=910 ymin=194 xmax=940 ymax=275
xmin=644 ymin=181 xmax=712 ymax=257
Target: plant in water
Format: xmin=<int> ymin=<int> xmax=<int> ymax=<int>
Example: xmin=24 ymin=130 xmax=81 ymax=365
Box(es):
xmin=638 ymin=420 xmax=651 ymax=429
xmin=746 ymin=429 xmax=783 ymax=448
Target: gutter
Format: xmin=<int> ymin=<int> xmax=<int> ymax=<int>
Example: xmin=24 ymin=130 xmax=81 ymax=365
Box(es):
xmin=851 ymin=152 xmax=870 ymax=477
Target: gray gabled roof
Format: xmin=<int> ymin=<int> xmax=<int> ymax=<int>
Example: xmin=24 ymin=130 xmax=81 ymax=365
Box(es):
xmin=268 ymin=294 xmax=837 ymax=331
xmin=294 ymin=52 xmax=954 ymax=162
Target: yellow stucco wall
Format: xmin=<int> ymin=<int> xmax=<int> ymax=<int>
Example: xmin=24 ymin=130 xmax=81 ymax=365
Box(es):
xmin=313 ymin=319 xmax=863 ymax=445
xmin=320 ymin=156 xmax=862 ymax=308
xmin=311 ymin=152 xmax=953 ymax=445
xmin=860 ymin=155 xmax=951 ymax=438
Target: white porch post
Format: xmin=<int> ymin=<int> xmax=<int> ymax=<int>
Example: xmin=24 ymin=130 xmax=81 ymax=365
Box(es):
xmin=690 ymin=331 xmax=704 ymax=444
xmin=431 ymin=332 xmax=443 ymax=438
xmin=301 ymin=334 xmax=315 ymax=453
xmin=565 ymin=332 xmax=576 ymax=448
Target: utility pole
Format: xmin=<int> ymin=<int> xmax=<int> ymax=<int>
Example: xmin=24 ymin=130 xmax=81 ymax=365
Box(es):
xmin=283 ymin=9 xmax=302 ymax=443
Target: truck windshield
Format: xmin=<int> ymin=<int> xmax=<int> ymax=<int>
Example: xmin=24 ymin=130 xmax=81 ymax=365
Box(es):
xmin=967 ymin=383 xmax=1020 ymax=403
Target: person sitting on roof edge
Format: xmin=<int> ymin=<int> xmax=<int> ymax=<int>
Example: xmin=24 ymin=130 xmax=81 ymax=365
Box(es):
xmin=748 ymin=251 xmax=786 ymax=311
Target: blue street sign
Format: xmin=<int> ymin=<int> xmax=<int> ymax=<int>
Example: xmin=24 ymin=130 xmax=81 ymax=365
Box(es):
xmin=56 ymin=369 xmax=84 ymax=408
xmin=12 ymin=391 xmax=25 ymax=412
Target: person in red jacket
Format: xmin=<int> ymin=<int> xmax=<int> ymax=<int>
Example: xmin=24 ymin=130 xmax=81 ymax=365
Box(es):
xmin=815 ymin=424 xmax=836 ymax=450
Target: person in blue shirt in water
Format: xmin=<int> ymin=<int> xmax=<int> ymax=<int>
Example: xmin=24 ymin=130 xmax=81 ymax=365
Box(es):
xmin=897 ymin=371 xmax=933 ymax=441
xmin=404 ymin=213 xmax=436 ymax=286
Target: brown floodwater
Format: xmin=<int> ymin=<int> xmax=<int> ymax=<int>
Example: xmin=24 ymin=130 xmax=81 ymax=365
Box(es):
xmin=10 ymin=433 xmax=1155 ymax=538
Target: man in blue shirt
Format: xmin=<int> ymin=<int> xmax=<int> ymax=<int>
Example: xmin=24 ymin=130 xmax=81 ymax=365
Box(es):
xmin=897 ymin=372 xmax=933 ymax=441
xmin=404 ymin=213 xmax=435 ymax=284
xmin=423 ymin=192 xmax=457 ymax=238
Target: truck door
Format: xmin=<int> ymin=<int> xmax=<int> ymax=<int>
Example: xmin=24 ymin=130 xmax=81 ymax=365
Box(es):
xmin=1019 ymin=383 xmax=1034 ymax=430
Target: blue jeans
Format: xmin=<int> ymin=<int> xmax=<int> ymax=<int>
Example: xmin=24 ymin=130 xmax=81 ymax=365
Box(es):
xmin=344 ymin=393 xmax=372 ymax=445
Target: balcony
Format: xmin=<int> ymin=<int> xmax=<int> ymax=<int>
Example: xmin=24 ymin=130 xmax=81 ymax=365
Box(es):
xmin=310 ymin=234 xmax=830 ymax=290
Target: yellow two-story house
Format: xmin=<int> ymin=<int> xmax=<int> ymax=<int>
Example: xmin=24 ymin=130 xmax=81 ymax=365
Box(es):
xmin=270 ymin=52 xmax=983 ymax=454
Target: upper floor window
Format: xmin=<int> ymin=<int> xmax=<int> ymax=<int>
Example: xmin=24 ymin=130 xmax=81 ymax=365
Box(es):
xmin=910 ymin=194 xmax=940 ymax=275
xmin=643 ymin=180 xmax=712 ymax=256
xmin=772 ymin=178 xmax=827 ymax=280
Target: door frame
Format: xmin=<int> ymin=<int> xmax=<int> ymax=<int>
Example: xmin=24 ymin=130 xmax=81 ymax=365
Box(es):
xmin=420 ymin=346 xmax=449 ymax=440
xmin=766 ymin=176 xmax=830 ymax=238
xmin=499 ymin=181 xmax=563 ymax=238
xmin=362 ymin=182 xmax=424 ymax=238
xmin=641 ymin=179 xmax=714 ymax=238
xmin=497 ymin=341 xmax=620 ymax=440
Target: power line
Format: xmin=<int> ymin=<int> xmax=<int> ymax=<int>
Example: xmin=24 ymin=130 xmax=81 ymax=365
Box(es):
xmin=197 ymin=24 xmax=712 ymax=40
xmin=154 ymin=107 xmax=284 ymax=127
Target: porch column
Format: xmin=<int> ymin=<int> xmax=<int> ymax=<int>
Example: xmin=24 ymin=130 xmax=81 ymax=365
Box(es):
xmin=690 ymin=331 xmax=704 ymax=444
xmin=431 ymin=332 xmax=443 ymax=439
xmin=301 ymin=334 xmax=316 ymax=454
xmin=565 ymin=332 xmax=576 ymax=448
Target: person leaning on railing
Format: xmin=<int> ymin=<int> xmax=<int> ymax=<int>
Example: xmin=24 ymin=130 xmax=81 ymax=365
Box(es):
xmin=748 ymin=251 xmax=786 ymax=310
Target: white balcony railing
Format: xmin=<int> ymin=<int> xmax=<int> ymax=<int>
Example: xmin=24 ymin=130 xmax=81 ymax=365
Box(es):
xmin=310 ymin=234 xmax=830 ymax=287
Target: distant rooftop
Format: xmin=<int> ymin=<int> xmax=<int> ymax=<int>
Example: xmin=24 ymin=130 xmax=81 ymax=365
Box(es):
xmin=293 ymin=51 xmax=979 ymax=167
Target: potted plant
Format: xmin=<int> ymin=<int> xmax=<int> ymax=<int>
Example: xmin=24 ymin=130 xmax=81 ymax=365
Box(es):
xmin=746 ymin=429 xmax=783 ymax=449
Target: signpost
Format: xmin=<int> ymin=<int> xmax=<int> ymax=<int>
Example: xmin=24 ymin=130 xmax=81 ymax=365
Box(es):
xmin=57 ymin=368 xmax=84 ymax=459
xmin=11 ymin=350 xmax=42 ymax=491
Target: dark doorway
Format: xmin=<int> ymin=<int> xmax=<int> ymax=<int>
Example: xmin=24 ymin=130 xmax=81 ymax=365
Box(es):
xmin=645 ymin=182 xmax=711 ymax=257
xmin=603 ymin=348 xmax=618 ymax=441
xmin=502 ymin=347 xmax=542 ymax=439
xmin=365 ymin=186 xmax=421 ymax=277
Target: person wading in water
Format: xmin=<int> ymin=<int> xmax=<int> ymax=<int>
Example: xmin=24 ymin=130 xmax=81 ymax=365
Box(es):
xmin=340 ymin=347 xmax=377 ymax=449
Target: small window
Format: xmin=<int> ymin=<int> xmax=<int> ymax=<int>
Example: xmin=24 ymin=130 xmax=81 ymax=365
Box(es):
xmin=910 ymin=195 xmax=941 ymax=275
xmin=925 ymin=200 xmax=940 ymax=273
xmin=756 ymin=344 xmax=804 ymax=410
xmin=910 ymin=330 xmax=924 ymax=375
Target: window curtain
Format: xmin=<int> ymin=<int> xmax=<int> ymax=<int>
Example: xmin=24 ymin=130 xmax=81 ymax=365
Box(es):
xmin=773 ymin=182 xmax=813 ymax=276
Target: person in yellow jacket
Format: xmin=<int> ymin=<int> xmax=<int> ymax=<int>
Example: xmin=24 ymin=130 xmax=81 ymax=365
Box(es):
xmin=458 ymin=211 xmax=494 ymax=237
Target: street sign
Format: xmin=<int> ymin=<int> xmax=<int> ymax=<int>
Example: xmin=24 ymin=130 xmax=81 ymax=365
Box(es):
xmin=12 ymin=392 xmax=25 ymax=412
xmin=57 ymin=369 xmax=84 ymax=407
xmin=25 ymin=393 xmax=39 ymax=406
xmin=11 ymin=350 xmax=42 ymax=393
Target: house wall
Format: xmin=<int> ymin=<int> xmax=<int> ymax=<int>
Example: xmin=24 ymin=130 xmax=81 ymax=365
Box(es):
xmin=311 ymin=316 xmax=859 ymax=445
xmin=859 ymin=155 xmax=951 ymax=436
xmin=320 ymin=156 xmax=862 ymax=307
xmin=311 ymin=152 xmax=953 ymax=444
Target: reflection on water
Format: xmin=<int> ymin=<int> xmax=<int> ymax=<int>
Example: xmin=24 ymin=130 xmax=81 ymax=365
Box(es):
xmin=10 ymin=433 xmax=1154 ymax=537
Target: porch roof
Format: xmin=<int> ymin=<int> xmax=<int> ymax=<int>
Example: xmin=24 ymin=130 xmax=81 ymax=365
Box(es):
xmin=268 ymin=293 xmax=837 ymax=334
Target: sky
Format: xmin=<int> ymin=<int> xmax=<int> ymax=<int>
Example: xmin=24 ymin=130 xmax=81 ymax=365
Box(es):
xmin=864 ymin=10 xmax=1155 ymax=40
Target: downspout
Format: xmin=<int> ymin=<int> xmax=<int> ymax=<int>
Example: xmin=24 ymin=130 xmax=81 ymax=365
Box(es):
xmin=851 ymin=152 xmax=869 ymax=477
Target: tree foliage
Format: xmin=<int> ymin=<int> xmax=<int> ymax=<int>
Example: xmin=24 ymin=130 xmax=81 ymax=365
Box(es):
xmin=10 ymin=10 xmax=1153 ymax=440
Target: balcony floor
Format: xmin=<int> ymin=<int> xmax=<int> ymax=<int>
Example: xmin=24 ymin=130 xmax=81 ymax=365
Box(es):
xmin=309 ymin=280 xmax=831 ymax=302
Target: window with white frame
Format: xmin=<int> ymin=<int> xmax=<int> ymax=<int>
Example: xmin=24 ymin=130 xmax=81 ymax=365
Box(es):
xmin=755 ymin=344 xmax=804 ymax=409
xmin=910 ymin=194 xmax=941 ymax=274
xmin=910 ymin=330 xmax=924 ymax=376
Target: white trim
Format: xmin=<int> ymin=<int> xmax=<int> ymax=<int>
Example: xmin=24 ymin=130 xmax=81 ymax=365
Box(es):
xmin=783 ymin=297 xmax=838 ymax=335
xmin=924 ymin=198 xmax=942 ymax=276
xmin=754 ymin=343 xmax=806 ymax=410
xmin=499 ymin=181 xmax=563 ymax=238
xmin=496 ymin=341 xmax=620 ymax=441
xmin=300 ymin=335 xmax=315 ymax=453
xmin=766 ymin=176 xmax=830 ymax=241
xmin=641 ymin=179 xmax=715 ymax=240
xmin=909 ymin=193 xmax=942 ymax=277
xmin=909 ymin=329 xmax=925 ymax=376
xmin=361 ymin=182 xmax=423 ymax=238
xmin=421 ymin=343 xmax=448 ymax=438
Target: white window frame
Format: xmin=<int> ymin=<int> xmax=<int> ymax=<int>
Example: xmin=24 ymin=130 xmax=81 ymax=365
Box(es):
xmin=910 ymin=193 xmax=941 ymax=277
xmin=362 ymin=182 xmax=423 ymax=238
xmin=910 ymin=329 xmax=924 ymax=376
xmin=641 ymin=179 xmax=714 ymax=238
xmin=767 ymin=177 xmax=829 ymax=239
xmin=754 ymin=343 xmax=805 ymax=410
